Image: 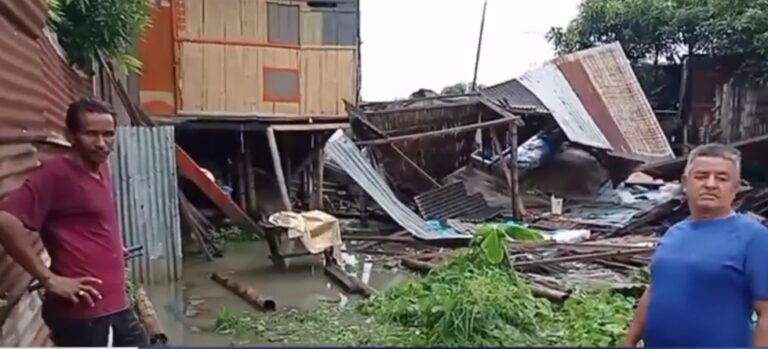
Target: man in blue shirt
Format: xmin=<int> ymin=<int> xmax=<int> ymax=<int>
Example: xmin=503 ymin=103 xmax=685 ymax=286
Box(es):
xmin=623 ymin=143 xmax=768 ymax=347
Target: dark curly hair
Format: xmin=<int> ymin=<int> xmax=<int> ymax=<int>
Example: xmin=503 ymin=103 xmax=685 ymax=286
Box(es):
xmin=65 ymin=98 xmax=116 ymax=131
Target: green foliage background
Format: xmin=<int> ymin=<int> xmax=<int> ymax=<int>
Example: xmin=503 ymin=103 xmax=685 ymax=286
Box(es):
xmin=48 ymin=0 xmax=152 ymax=73
xmin=547 ymin=0 xmax=768 ymax=82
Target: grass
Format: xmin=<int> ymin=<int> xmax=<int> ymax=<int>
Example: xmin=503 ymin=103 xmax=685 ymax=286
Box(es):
xmin=214 ymin=304 xmax=420 ymax=346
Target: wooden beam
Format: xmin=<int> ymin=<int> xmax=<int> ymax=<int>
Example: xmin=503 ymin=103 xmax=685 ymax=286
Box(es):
xmin=267 ymin=127 xmax=292 ymax=210
xmin=312 ymin=136 xmax=325 ymax=210
xmin=509 ymin=123 xmax=524 ymax=219
xmin=270 ymin=123 xmax=349 ymax=132
xmin=346 ymin=103 xmax=441 ymax=188
xmin=356 ymin=116 xmax=520 ymax=146
xmin=176 ymin=148 xmax=264 ymax=238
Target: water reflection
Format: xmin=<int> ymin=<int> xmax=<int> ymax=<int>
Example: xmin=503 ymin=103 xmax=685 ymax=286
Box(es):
xmin=142 ymin=241 xmax=411 ymax=346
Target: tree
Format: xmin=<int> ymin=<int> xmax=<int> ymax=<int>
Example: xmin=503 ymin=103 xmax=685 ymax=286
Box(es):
xmin=547 ymin=0 xmax=768 ymax=81
xmin=48 ymin=0 xmax=152 ymax=73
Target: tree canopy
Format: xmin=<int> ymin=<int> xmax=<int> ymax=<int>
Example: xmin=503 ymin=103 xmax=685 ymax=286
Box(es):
xmin=48 ymin=0 xmax=152 ymax=73
xmin=547 ymin=0 xmax=768 ymax=81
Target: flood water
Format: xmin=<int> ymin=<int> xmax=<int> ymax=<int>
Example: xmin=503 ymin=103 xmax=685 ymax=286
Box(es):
xmin=144 ymin=241 xmax=412 ymax=346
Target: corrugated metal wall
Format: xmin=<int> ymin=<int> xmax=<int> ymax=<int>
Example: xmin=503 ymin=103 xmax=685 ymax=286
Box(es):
xmin=0 ymin=0 xmax=90 ymax=346
xmin=110 ymin=126 xmax=182 ymax=285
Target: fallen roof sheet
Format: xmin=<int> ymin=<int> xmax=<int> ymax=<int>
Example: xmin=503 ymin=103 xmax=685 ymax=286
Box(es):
xmin=479 ymin=79 xmax=549 ymax=115
xmin=516 ymin=42 xmax=674 ymax=162
xmin=414 ymin=181 xmax=500 ymax=220
xmin=324 ymin=131 xmax=472 ymax=241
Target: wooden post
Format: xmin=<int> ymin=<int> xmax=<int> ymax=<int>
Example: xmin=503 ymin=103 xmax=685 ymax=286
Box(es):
xmin=244 ymin=137 xmax=258 ymax=214
xmin=236 ymin=155 xmax=247 ymax=211
xmin=267 ymin=127 xmax=292 ymax=210
xmin=311 ymin=134 xmax=325 ymax=210
xmin=509 ymin=123 xmax=522 ymax=219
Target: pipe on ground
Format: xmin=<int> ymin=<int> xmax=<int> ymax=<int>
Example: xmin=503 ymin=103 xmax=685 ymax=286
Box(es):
xmin=135 ymin=285 xmax=169 ymax=346
xmin=210 ymin=272 xmax=277 ymax=311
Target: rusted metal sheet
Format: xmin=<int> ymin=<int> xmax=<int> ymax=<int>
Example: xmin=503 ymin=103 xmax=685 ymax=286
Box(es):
xmin=0 ymin=0 xmax=47 ymax=38
xmin=39 ymin=29 xmax=90 ymax=135
xmin=0 ymin=3 xmax=91 ymax=347
xmin=519 ymin=43 xmax=674 ymax=162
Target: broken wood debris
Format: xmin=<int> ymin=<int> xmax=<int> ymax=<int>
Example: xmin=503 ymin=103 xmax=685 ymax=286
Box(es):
xmin=324 ymin=263 xmax=377 ymax=297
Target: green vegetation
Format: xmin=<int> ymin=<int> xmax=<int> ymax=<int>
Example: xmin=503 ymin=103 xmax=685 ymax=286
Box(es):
xmin=210 ymin=226 xmax=257 ymax=250
xmin=125 ymin=268 xmax=137 ymax=307
xmin=214 ymin=223 xmax=638 ymax=347
xmin=547 ymin=0 xmax=768 ymax=82
xmin=48 ymin=0 xmax=152 ymax=73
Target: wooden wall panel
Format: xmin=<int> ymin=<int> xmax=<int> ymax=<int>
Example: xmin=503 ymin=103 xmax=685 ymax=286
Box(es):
xmin=300 ymin=49 xmax=356 ymax=115
xmin=183 ymin=0 xmax=267 ymax=41
xmin=181 ymin=42 xmax=307 ymax=113
xmin=175 ymin=0 xmax=358 ymax=117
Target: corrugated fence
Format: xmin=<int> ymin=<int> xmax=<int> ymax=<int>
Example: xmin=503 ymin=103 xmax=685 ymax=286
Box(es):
xmin=110 ymin=126 xmax=182 ymax=285
xmin=0 ymin=0 xmax=90 ymax=346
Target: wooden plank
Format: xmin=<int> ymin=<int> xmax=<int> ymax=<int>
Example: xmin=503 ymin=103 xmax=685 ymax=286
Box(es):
xmin=176 ymin=147 xmax=264 ymax=236
xmin=183 ymin=0 xmax=204 ymax=38
xmin=267 ymin=127 xmax=292 ymax=210
xmin=270 ymin=123 xmax=348 ymax=131
xmin=356 ymin=116 xmax=521 ymax=146
xmin=180 ymin=43 xmax=204 ymax=111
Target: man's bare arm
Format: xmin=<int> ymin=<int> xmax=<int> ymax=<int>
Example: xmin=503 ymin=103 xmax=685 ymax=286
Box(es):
xmin=753 ymin=300 xmax=768 ymax=346
xmin=0 ymin=211 xmax=101 ymax=305
xmin=623 ymin=287 xmax=651 ymax=347
xmin=0 ymin=212 xmax=54 ymax=285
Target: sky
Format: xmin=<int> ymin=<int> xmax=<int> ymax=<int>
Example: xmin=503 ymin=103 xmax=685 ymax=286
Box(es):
xmin=359 ymin=0 xmax=582 ymax=101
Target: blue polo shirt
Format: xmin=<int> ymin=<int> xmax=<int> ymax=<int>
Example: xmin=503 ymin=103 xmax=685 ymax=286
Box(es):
xmin=644 ymin=213 xmax=768 ymax=347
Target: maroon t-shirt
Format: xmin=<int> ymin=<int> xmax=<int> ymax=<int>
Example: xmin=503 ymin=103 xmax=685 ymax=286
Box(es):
xmin=0 ymin=156 xmax=127 ymax=321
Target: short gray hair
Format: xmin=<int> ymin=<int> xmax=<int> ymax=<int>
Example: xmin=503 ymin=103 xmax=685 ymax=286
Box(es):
xmin=684 ymin=143 xmax=741 ymax=176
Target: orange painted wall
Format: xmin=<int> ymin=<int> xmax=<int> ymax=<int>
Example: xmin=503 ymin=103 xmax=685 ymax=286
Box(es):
xmin=138 ymin=3 xmax=176 ymax=115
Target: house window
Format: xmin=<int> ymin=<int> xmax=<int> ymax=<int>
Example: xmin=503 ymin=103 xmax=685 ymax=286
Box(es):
xmin=267 ymin=3 xmax=300 ymax=45
xmin=321 ymin=10 xmax=357 ymax=46
xmin=263 ymin=68 xmax=300 ymax=102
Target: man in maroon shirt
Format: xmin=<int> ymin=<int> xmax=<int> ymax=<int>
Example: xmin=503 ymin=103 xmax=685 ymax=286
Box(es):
xmin=0 ymin=98 xmax=148 ymax=346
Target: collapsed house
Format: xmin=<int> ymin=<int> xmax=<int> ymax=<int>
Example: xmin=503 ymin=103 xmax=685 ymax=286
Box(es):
xmin=317 ymin=42 xmax=766 ymax=296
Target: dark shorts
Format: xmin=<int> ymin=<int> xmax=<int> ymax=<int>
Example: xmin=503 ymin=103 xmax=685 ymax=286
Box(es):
xmin=44 ymin=309 xmax=149 ymax=347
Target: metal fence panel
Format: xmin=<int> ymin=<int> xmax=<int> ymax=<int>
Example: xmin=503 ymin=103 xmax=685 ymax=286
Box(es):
xmin=109 ymin=126 xmax=182 ymax=284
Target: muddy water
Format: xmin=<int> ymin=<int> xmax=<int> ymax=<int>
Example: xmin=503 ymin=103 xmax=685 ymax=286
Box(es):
xmin=144 ymin=241 xmax=411 ymax=346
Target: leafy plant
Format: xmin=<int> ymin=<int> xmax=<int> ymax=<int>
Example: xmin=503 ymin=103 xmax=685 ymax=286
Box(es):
xmin=553 ymin=290 xmax=636 ymax=347
xmin=124 ymin=267 xmax=137 ymax=307
xmin=48 ymin=0 xmax=152 ymax=73
xmin=212 ymin=223 xmax=639 ymax=347
xmin=473 ymin=223 xmax=543 ymax=266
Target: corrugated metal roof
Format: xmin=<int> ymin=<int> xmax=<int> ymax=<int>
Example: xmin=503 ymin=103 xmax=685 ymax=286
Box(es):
xmin=414 ymin=181 xmax=499 ymax=220
xmin=0 ymin=3 xmax=90 ymax=346
xmin=110 ymin=126 xmax=182 ymax=284
xmin=518 ymin=43 xmax=674 ymax=162
xmin=324 ymin=131 xmax=471 ymax=241
xmin=0 ymin=0 xmax=47 ymax=38
xmin=480 ymin=79 xmax=549 ymax=115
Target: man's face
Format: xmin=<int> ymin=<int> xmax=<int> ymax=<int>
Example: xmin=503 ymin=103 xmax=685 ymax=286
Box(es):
xmin=68 ymin=112 xmax=115 ymax=165
xmin=682 ymin=156 xmax=739 ymax=212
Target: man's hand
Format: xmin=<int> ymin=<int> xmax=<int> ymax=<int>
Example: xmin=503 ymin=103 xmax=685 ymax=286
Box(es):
xmin=42 ymin=275 xmax=102 ymax=307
